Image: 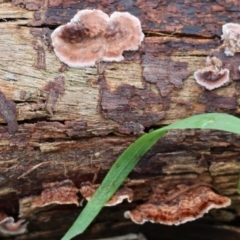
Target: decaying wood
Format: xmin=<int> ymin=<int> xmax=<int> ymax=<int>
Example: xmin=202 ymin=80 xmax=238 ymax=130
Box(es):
xmin=1 ymin=1 xmax=240 ymax=239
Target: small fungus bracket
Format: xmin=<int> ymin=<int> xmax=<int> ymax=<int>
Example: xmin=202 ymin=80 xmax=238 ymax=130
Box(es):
xmin=103 ymin=11 xmax=144 ymax=62
xmin=124 ymin=184 xmax=231 ymax=225
xmin=80 ymin=182 xmax=133 ymax=206
xmin=0 ymin=213 xmax=27 ymax=236
xmin=221 ymin=23 xmax=240 ymax=56
xmin=19 ymin=180 xmax=79 ymax=218
xmin=194 ymin=56 xmax=230 ymax=90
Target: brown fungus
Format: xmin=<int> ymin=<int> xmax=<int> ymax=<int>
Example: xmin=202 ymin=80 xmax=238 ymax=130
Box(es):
xmin=51 ymin=9 xmax=109 ymax=68
xmin=103 ymin=12 xmax=144 ymax=62
xmin=31 ymin=180 xmax=79 ymax=208
xmin=124 ymin=184 xmax=231 ymax=225
xmin=80 ymin=182 xmax=133 ymax=206
xmin=194 ymin=56 xmax=230 ymax=90
xmin=51 ymin=10 xmax=144 ymax=67
xmin=221 ymin=23 xmax=240 ymax=56
xmin=0 ymin=213 xmax=27 ymax=236
xmin=19 ymin=180 xmax=79 ymax=218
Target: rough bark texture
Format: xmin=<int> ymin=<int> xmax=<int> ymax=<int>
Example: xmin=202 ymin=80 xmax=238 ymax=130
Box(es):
xmin=1 ymin=1 xmax=240 ymax=239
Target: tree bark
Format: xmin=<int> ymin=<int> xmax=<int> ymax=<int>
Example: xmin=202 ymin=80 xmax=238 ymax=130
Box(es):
xmin=1 ymin=1 xmax=240 ymax=239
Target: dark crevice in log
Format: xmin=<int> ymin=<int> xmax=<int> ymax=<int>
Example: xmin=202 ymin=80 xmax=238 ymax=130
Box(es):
xmin=0 ymin=18 xmax=29 ymax=22
xmin=16 ymin=118 xmax=65 ymax=125
xmin=145 ymin=31 xmax=221 ymax=40
xmin=18 ymin=24 xmax=57 ymax=30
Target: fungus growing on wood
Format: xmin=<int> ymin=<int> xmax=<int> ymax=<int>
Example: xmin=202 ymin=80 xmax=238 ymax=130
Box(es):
xmin=221 ymin=23 xmax=240 ymax=56
xmin=0 ymin=213 xmax=27 ymax=236
xmin=103 ymin=12 xmax=144 ymax=62
xmin=19 ymin=180 xmax=79 ymax=218
xmin=51 ymin=10 xmax=144 ymax=67
xmin=80 ymin=182 xmax=133 ymax=206
xmin=194 ymin=56 xmax=230 ymax=90
xmin=124 ymin=184 xmax=231 ymax=225
xmin=51 ymin=9 xmax=109 ymax=67
xmin=32 ymin=180 xmax=79 ymax=208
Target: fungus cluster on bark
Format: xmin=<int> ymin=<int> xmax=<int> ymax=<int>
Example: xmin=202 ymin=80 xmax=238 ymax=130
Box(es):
xmin=51 ymin=9 xmax=144 ymax=68
xmin=194 ymin=56 xmax=230 ymax=90
xmin=79 ymin=182 xmax=231 ymax=226
xmin=7 ymin=10 xmax=238 ymax=237
xmin=194 ymin=22 xmax=240 ymax=90
xmin=124 ymin=184 xmax=231 ymax=225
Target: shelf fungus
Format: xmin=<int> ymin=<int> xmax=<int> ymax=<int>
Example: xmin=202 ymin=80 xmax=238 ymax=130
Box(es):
xmin=19 ymin=180 xmax=79 ymax=218
xmin=124 ymin=184 xmax=231 ymax=225
xmin=194 ymin=56 xmax=230 ymax=90
xmin=80 ymin=182 xmax=133 ymax=206
xmin=103 ymin=12 xmax=144 ymax=62
xmin=0 ymin=213 xmax=27 ymax=236
xmin=51 ymin=9 xmax=144 ymax=67
xmin=221 ymin=23 xmax=240 ymax=56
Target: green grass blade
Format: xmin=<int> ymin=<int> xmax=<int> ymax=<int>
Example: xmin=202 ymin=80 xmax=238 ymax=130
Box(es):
xmin=164 ymin=112 xmax=240 ymax=132
xmin=62 ymin=113 xmax=240 ymax=240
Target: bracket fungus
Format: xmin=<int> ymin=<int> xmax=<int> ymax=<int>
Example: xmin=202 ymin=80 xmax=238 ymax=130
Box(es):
xmin=0 ymin=213 xmax=27 ymax=236
xmin=80 ymin=182 xmax=133 ymax=206
xmin=51 ymin=9 xmax=144 ymax=67
xmin=124 ymin=184 xmax=231 ymax=225
xmin=221 ymin=23 xmax=240 ymax=56
xmin=19 ymin=180 xmax=79 ymax=218
xmin=194 ymin=56 xmax=230 ymax=90
xmin=51 ymin=9 xmax=108 ymax=68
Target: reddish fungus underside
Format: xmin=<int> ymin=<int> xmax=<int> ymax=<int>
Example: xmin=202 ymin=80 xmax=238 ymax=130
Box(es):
xmin=51 ymin=9 xmax=144 ymax=67
xmin=80 ymin=182 xmax=133 ymax=206
xmin=194 ymin=56 xmax=230 ymax=90
xmin=19 ymin=180 xmax=79 ymax=218
xmin=124 ymin=185 xmax=231 ymax=225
